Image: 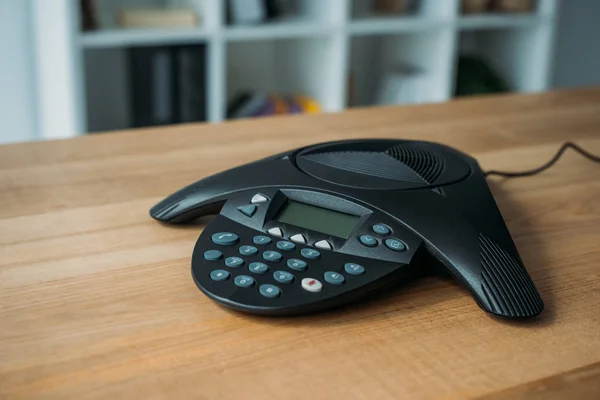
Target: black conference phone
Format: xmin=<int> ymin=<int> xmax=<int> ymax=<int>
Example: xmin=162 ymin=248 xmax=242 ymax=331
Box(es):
xmin=150 ymin=139 xmax=544 ymax=318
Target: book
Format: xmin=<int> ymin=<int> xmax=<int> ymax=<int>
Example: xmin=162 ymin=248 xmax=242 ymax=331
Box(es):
xmin=128 ymin=44 xmax=206 ymax=128
xmin=118 ymin=8 xmax=198 ymax=29
xmin=177 ymin=45 xmax=206 ymax=123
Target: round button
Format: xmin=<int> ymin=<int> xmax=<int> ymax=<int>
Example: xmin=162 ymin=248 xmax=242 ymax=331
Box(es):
xmin=204 ymin=250 xmax=223 ymax=261
xmin=276 ymin=240 xmax=296 ymax=251
xmin=385 ymin=238 xmax=407 ymax=252
xmin=234 ymin=275 xmax=255 ymax=288
xmin=344 ymin=263 xmax=365 ymax=275
xmin=372 ymin=224 xmax=391 ymax=235
xmin=359 ymin=235 xmax=378 ymax=247
xmin=211 ymin=232 xmax=239 ymax=246
xmin=287 ymin=258 xmax=308 ymax=272
xmin=263 ymin=250 xmax=283 ymax=262
xmin=253 ymin=235 xmax=272 ymax=245
xmin=301 ymin=248 xmax=321 ymax=260
xmin=273 ymin=270 xmax=295 ymax=284
xmin=259 ymin=284 xmax=281 ymax=298
xmin=225 ymin=256 xmax=244 ymax=268
xmin=301 ymin=278 xmax=323 ymax=292
xmin=210 ymin=269 xmax=230 ymax=281
xmin=239 ymin=245 xmax=259 ymax=256
xmin=249 ymin=262 xmax=269 ymax=274
xmin=324 ymin=271 xmax=345 ymax=285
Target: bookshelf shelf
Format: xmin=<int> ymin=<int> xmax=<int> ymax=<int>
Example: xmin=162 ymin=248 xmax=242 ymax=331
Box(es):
xmin=33 ymin=0 xmax=559 ymax=139
xmin=224 ymin=18 xmax=332 ymax=41
xmin=458 ymin=14 xmax=545 ymax=30
xmin=79 ymin=28 xmax=211 ymax=48
xmin=348 ymin=17 xmax=448 ymax=36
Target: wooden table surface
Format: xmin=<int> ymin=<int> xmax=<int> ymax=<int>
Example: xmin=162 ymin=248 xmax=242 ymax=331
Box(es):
xmin=1 ymin=88 xmax=600 ymax=399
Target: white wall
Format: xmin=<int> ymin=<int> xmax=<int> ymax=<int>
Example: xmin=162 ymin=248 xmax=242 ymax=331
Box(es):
xmin=552 ymin=0 xmax=600 ymax=88
xmin=0 ymin=0 xmax=38 ymax=144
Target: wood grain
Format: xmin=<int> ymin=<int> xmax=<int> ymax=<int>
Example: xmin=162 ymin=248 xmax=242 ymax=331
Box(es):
xmin=1 ymin=88 xmax=600 ymax=399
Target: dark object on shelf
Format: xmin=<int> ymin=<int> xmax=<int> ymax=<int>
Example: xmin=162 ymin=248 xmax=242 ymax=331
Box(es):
xmin=264 ymin=0 xmax=283 ymax=20
xmin=128 ymin=44 xmax=206 ymax=128
xmin=455 ymin=55 xmax=509 ymax=97
xmin=150 ymin=139 xmax=544 ymax=318
xmin=492 ymin=0 xmax=534 ymax=13
xmin=80 ymin=0 xmax=98 ymax=31
xmin=372 ymin=0 xmax=416 ymax=14
xmin=372 ymin=0 xmax=410 ymax=14
xmin=227 ymin=92 xmax=269 ymax=119
xmin=227 ymin=0 xmax=266 ymax=25
xmin=177 ymin=45 xmax=206 ymax=123
xmin=461 ymin=0 xmax=492 ymax=14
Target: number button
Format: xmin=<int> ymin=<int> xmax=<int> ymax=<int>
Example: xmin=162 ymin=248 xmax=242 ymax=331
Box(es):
xmin=210 ymin=269 xmax=230 ymax=281
xmin=287 ymin=259 xmax=307 ymax=272
xmin=273 ymin=270 xmax=295 ymax=284
xmin=301 ymin=248 xmax=321 ymax=260
xmin=344 ymin=263 xmax=365 ymax=276
xmin=385 ymin=238 xmax=406 ymax=252
xmin=372 ymin=224 xmax=391 ymax=235
xmin=276 ymin=240 xmax=296 ymax=251
xmin=249 ymin=262 xmax=269 ymax=274
xmin=225 ymin=256 xmax=244 ymax=268
xmin=204 ymin=250 xmax=223 ymax=261
xmin=211 ymin=232 xmax=239 ymax=246
xmin=239 ymin=245 xmax=259 ymax=256
xmin=324 ymin=271 xmax=345 ymax=285
xmin=234 ymin=275 xmax=255 ymax=288
xmin=359 ymin=235 xmax=378 ymax=247
xmin=263 ymin=250 xmax=283 ymax=262
xmin=259 ymin=284 xmax=281 ymax=298
xmin=253 ymin=235 xmax=272 ymax=245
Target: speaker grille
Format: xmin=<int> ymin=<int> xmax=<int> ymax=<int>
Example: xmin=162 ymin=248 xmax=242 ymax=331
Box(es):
xmin=302 ymin=151 xmax=426 ymax=183
xmin=479 ymin=234 xmax=543 ymax=317
xmin=386 ymin=145 xmax=444 ymax=184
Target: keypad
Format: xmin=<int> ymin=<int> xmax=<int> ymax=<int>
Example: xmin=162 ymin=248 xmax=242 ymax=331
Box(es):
xmin=385 ymin=238 xmax=406 ymax=252
xmin=225 ymin=256 xmax=244 ymax=268
xmin=234 ymin=275 xmax=255 ymax=288
xmin=324 ymin=271 xmax=345 ymax=285
xmin=259 ymin=284 xmax=281 ymax=298
xmin=344 ymin=263 xmax=365 ymax=275
xmin=276 ymin=240 xmax=296 ymax=251
xmin=263 ymin=250 xmax=283 ymax=262
xmin=202 ymin=224 xmax=404 ymax=304
xmin=287 ymin=258 xmax=308 ymax=272
xmin=204 ymin=250 xmax=223 ymax=261
xmin=301 ymin=248 xmax=321 ymax=260
xmin=253 ymin=235 xmax=272 ymax=245
xmin=359 ymin=234 xmax=378 ymax=247
xmin=239 ymin=245 xmax=259 ymax=256
xmin=249 ymin=262 xmax=269 ymax=274
xmin=212 ymin=232 xmax=239 ymax=246
xmin=210 ymin=269 xmax=230 ymax=281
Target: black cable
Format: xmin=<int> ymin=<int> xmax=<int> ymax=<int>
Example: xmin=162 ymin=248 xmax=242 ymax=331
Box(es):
xmin=484 ymin=142 xmax=600 ymax=178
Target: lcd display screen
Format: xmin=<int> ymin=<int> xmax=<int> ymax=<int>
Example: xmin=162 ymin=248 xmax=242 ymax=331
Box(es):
xmin=275 ymin=200 xmax=360 ymax=239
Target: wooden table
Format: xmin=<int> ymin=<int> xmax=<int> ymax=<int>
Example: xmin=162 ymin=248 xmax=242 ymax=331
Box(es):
xmin=1 ymin=89 xmax=600 ymax=399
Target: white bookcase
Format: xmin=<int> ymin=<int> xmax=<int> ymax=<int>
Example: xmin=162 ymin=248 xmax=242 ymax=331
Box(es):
xmin=32 ymin=0 xmax=558 ymax=138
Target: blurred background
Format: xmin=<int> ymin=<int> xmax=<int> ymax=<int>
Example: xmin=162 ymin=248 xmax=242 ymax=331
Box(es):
xmin=1 ymin=0 xmax=598 ymax=144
